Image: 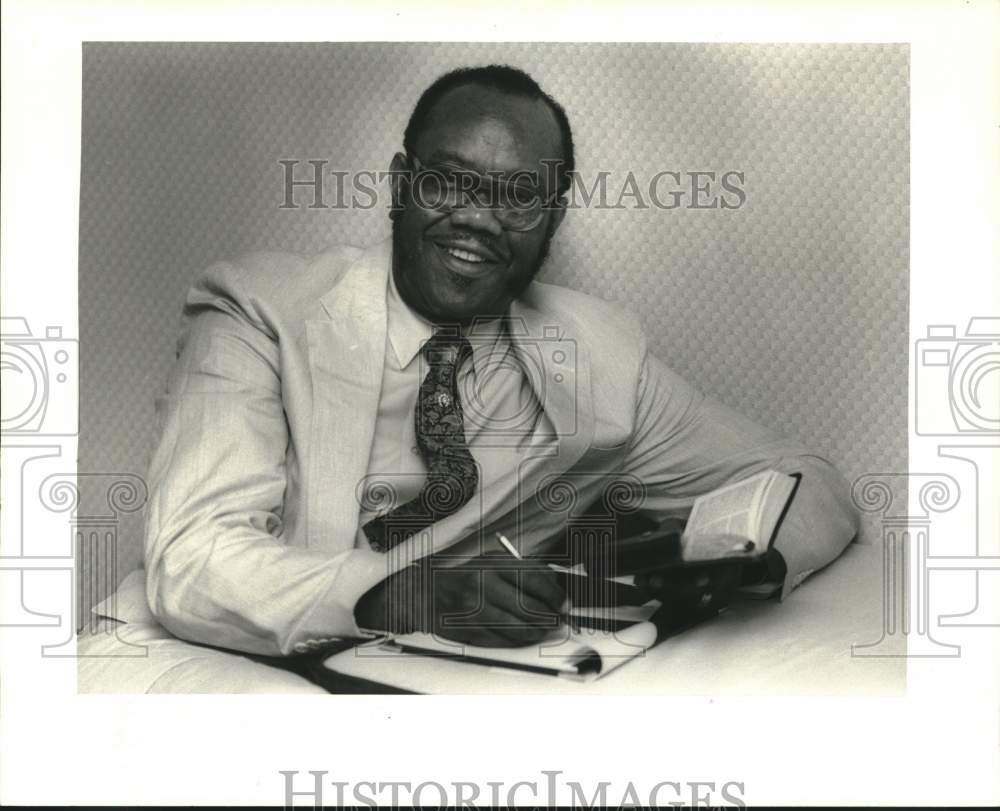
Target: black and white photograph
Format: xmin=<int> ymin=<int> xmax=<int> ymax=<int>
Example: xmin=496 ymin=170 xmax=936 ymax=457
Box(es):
xmin=69 ymin=41 xmax=910 ymax=696
xmin=1 ymin=1 xmax=997 ymax=807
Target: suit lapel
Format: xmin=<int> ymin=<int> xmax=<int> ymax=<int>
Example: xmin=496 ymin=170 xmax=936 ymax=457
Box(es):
xmin=509 ymin=295 xmax=595 ymax=461
xmin=441 ymin=294 xmax=596 ymax=546
xmin=305 ymin=240 xmax=390 ymax=550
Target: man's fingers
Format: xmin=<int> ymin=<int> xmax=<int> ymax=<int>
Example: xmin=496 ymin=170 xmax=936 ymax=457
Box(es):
xmin=433 ymin=558 xmax=565 ymax=646
xmin=485 ymin=573 xmax=555 ymax=618
xmin=480 ymin=595 xmax=558 ymax=645
xmin=510 ymin=588 xmax=562 ymax=626
xmin=433 ymin=616 xmax=527 ymax=649
xmin=495 ymin=564 xmax=565 ymax=612
xmin=634 ymin=563 xmax=743 ymax=607
xmin=636 ymin=565 xmax=714 ymax=591
xmin=438 ymin=592 xmax=555 ymax=647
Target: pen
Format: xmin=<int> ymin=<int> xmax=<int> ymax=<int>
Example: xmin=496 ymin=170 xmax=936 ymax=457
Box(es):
xmin=496 ymin=532 xmax=579 ymax=634
xmin=496 ymin=532 xmax=522 ymax=559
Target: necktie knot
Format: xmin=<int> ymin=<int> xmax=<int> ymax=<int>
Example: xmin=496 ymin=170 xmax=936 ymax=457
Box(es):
xmin=422 ymin=328 xmax=472 ymax=368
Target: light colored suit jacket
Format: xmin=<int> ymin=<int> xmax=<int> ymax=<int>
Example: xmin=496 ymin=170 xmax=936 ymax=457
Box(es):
xmin=144 ymin=238 xmax=859 ymax=656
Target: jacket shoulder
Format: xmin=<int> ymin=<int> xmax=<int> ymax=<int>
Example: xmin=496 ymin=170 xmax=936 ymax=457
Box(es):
xmin=523 ymin=280 xmax=648 ymax=432
xmin=185 ymin=244 xmax=365 ymax=326
xmin=524 ymin=279 xmax=646 ymax=350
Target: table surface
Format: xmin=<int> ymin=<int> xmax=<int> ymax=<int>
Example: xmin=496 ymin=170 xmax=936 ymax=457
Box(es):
xmin=326 ymin=543 xmax=906 ymax=695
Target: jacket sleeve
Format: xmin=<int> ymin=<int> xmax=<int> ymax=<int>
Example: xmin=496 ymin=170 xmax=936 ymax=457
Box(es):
xmin=622 ymin=337 xmax=860 ymax=599
xmin=143 ymin=262 xmax=388 ymax=656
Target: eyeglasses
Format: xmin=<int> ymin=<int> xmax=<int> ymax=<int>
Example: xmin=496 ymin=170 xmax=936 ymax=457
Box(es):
xmin=404 ymin=152 xmax=561 ymax=232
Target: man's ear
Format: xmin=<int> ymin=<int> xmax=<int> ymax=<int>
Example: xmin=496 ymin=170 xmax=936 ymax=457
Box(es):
xmin=388 ymin=152 xmax=408 ymax=218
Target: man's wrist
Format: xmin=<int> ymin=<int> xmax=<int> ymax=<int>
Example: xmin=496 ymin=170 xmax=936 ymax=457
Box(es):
xmin=354 ymin=578 xmax=389 ymax=633
xmin=354 ymin=562 xmax=430 ymax=635
xmin=740 ymin=548 xmax=788 ymax=587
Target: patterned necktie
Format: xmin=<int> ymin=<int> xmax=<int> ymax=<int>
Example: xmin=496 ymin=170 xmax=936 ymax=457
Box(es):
xmin=363 ymin=329 xmax=480 ymax=552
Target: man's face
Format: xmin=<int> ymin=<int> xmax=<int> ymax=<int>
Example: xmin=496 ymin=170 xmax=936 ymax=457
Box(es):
xmin=390 ymin=84 xmax=566 ymax=325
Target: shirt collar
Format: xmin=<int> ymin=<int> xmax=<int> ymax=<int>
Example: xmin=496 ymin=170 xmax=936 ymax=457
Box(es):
xmin=386 ymin=269 xmax=508 ymax=376
xmin=386 ymin=267 xmax=434 ymax=369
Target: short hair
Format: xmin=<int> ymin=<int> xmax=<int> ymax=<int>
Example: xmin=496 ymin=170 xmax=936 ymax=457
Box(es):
xmin=403 ymin=64 xmax=575 ymax=195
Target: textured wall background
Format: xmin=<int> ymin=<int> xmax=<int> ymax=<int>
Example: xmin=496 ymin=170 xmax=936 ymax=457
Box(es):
xmin=78 ymin=43 xmax=908 ymax=614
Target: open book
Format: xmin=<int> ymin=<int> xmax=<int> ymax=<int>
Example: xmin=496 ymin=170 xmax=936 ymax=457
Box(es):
xmin=560 ymin=469 xmax=800 ymax=577
xmin=680 ymin=470 xmax=800 ymax=562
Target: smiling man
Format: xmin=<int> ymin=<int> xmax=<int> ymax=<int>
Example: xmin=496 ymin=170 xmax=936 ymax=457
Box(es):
xmin=388 ymin=77 xmax=568 ymax=324
xmin=84 ymin=65 xmax=858 ymax=691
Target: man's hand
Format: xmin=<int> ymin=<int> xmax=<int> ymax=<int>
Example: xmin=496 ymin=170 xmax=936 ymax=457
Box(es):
xmin=355 ymin=555 xmax=567 ymax=647
xmin=631 ymin=532 xmax=784 ymax=610
xmin=634 ymin=561 xmax=743 ymax=614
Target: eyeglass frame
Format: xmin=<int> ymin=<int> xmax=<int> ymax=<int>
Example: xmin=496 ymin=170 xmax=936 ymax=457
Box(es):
xmin=400 ymin=151 xmax=564 ymax=232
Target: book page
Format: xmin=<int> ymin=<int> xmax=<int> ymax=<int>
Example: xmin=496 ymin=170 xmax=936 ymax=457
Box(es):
xmin=684 ymin=470 xmax=773 ymax=541
xmin=681 ymin=470 xmax=798 ymax=561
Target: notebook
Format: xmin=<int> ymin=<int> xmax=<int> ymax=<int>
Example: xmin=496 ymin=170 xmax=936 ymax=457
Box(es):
xmin=324 ymin=616 xmax=659 ymax=686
